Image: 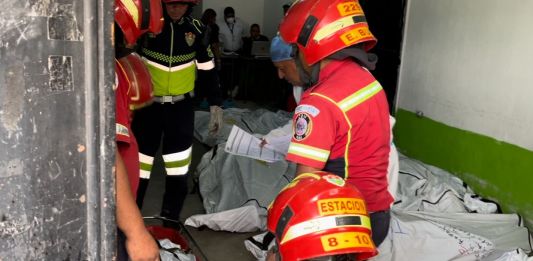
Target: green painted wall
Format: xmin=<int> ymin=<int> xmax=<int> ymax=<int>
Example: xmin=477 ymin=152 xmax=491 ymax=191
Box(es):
xmin=394 ymin=109 xmax=533 ymax=230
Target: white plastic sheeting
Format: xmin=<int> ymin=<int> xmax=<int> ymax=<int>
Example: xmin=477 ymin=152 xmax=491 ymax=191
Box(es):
xmin=187 ymin=109 xmax=296 ymax=234
xmin=243 ymin=156 xmax=532 ymax=260
xmin=394 ymin=154 xmax=499 ymax=214
xmin=190 ymin=109 xmax=532 ymax=260
xmin=194 ymin=143 xmax=296 ymax=214
xmin=244 ymin=232 xmax=276 ymax=261
xmin=194 ymin=108 xmax=292 ymax=147
xmin=185 ymin=205 xmax=266 ymax=233
xmin=159 ymin=239 xmax=197 ymax=261
xmin=370 ymin=156 xmax=532 ymax=260
xmin=374 ymin=211 xmax=531 ymax=261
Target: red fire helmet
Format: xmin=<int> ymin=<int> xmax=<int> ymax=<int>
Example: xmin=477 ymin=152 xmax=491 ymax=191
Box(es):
xmin=279 ymin=0 xmax=377 ymax=65
xmin=267 ymin=171 xmax=377 ymax=261
xmin=115 ymin=0 xmax=164 ymax=45
xmin=117 ymin=52 xmax=154 ymax=110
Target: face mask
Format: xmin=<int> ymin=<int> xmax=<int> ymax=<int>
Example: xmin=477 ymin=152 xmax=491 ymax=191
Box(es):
xmin=293 ymin=86 xmax=303 ymax=104
xmin=226 ymin=17 xmax=235 ymax=24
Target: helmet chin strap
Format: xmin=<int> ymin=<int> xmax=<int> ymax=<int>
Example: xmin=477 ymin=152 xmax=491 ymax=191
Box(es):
xmin=294 ymin=55 xmax=320 ymax=89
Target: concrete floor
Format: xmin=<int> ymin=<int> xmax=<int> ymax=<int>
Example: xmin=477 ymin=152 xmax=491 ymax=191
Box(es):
xmin=140 ymin=100 xmax=268 ymax=261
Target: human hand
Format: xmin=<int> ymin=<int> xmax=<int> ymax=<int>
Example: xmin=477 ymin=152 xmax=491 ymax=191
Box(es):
xmin=259 ymin=138 xmax=268 ymax=147
xmin=125 ymin=229 xmax=160 ymax=261
xmin=208 ymin=105 xmax=223 ymax=136
xmin=265 ymin=248 xmax=278 ymax=261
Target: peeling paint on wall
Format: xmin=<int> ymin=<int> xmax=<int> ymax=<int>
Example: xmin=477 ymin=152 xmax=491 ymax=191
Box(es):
xmin=48 ymin=55 xmax=73 ymax=92
xmin=1 ymin=0 xmax=114 ymax=259
xmin=1 ymin=1 xmax=83 ymax=48
xmin=0 ymin=12 xmax=44 ymax=48
xmin=0 ymin=2 xmax=28 ymax=44
xmin=47 ymin=4 xmax=83 ymax=41
xmin=0 ymin=159 xmax=24 ymax=178
xmin=0 ymin=60 xmax=25 ymax=137
xmin=0 ymin=215 xmax=29 ymax=238
xmin=48 ymin=160 xmax=62 ymax=180
xmin=28 ymin=0 xmax=54 ymax=17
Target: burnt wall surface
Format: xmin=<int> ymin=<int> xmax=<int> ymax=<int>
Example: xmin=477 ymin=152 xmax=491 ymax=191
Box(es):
xmin=0 ymin=0 xmax=115 ymax=260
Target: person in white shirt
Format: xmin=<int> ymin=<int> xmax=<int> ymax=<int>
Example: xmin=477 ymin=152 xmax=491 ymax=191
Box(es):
xmin=218 ymin=6 xmax=244 ymax=52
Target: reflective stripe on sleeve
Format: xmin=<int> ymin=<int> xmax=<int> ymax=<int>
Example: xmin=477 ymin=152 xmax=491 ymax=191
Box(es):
xmin=195 ymin=59 xmax=215 ymax=70
xmin=287 ymin=143 xmax=330 ymax=163
xmin=338 ymin=81 xmax=382 ymax=112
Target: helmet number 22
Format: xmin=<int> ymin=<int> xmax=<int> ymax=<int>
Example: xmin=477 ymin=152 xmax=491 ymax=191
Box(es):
xmin=338 ymin=2 xmax=363 ymax=16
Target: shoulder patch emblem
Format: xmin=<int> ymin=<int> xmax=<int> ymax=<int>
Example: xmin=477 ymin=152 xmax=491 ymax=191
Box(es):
xmin=116 ymin=123 xmax=130 ymax=137
xmin=293 ymin=112 xmax=312 ymax=141
xmin=295 ymin=104 xmax=320 ymax=117
xmin=185 ymin=32 xmax=196 ymax=46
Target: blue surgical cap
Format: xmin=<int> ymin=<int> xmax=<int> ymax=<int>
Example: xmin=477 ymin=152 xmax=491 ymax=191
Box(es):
xmin=270 ymin=35 xmax=293 ymax=62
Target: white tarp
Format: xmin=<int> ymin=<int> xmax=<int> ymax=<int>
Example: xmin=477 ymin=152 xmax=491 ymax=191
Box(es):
xmin=243 ymin=232 xmax=276 ymax=261
xmin=159 ymin=239 xmax=197 ymax=261
xmin=194 ymin=108 xmax=292 ymax=147
xmin=241 ymin=156 xmax=532 ymax=260
xmin=194 ymin=144 xmax=296 ymax=214
xmin=186 ymin=109 xmax=296 ymax=234
xmin=190 ymin=108 xmax=532 ymax=260
xmin=373 ymin=211 xmax=531 ymax=261
xmin=184 ymin=205 xmax=266 ymax=233
xmin=394 ymin=154 xmax=500 ymax=214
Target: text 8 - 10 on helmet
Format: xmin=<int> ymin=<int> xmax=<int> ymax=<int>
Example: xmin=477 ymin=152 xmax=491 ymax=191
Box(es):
xmin=267 ymin=171 xmax=378 ymax=261
xmin=279 ymin=0 xmax=377 ymax=66
xmin=115 ymin=0 xmax=164 ymax=45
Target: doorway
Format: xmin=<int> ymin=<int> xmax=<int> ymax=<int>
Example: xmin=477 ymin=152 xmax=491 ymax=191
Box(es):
xmin=360 ymin=0 xmax=407 ymax=113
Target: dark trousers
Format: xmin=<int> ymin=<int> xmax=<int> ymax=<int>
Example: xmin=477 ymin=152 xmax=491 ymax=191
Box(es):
xmin=370 ymin=210 xmax=391 ymax=247
xmin=132 ymin=98 xmax=194 ymax=220
xmin=326 ymin=170 xmax=391 ymax=247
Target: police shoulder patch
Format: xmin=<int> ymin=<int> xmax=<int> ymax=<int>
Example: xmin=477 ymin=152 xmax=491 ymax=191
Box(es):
xmin=185 ymin=32 xmax=196 ymax=46
xmin=293 ymin=112 xmax=312 ymax=141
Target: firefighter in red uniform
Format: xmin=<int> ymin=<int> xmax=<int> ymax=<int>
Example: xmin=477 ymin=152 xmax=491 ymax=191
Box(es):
xmin=114 ymin=0 xmax=163 ymax=260
xmin=279 ymin=0 xmax=393 ymax=247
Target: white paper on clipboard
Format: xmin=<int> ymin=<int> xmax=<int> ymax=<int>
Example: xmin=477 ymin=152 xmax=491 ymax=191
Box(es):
xmin=224 ymin=125 xmax=286 ymax=163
